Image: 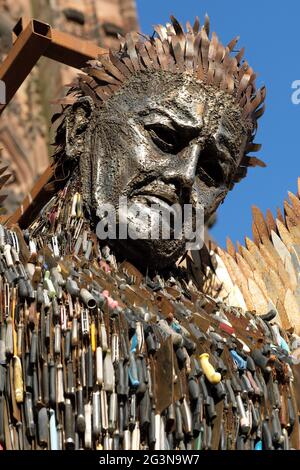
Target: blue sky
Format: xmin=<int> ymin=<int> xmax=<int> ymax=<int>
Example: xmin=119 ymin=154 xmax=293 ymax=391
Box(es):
xmin=136 ymin=0 xmax=300 ymax=248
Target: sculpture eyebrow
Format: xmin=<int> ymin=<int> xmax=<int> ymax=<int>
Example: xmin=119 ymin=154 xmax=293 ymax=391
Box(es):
xmin=214 ymin=133 xmax=238 ymax=165
xmin=217 ymin=132 xmax=231 ymax=146
xmin=145 ymin=107 xmax=201 ymax=131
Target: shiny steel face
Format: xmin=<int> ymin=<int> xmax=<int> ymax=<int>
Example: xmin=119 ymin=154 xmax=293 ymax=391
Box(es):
xmin=75 ymin=71 xmax=250 ymax=269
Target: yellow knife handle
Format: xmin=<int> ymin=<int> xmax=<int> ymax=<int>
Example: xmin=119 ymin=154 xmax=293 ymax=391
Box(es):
xmin=13 ymin=356 xmax=24 ymax=403
xmin=199 ymin=353 xmax=221 ymax=384
xmin=91 ymin=322 xmax=97 ymax=353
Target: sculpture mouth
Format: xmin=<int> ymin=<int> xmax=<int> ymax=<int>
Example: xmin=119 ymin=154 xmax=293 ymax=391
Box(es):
xmin=130 ymin=180 xmax=182 ymax=207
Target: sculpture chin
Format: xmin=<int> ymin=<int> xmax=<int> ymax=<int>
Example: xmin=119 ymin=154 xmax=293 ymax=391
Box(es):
xmin=113 ymin=236 xmax=186 ymax=270
xmin=107 ymin=201 xmax=187 ymax=269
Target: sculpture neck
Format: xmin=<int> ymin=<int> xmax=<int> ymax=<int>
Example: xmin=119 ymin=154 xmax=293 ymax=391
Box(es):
xmin=26 ymin=174 xmax=193 ymax=289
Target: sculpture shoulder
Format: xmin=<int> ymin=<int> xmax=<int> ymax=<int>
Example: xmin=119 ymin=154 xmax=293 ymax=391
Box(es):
xmin=184 ymin=193 xmax=300 ymax=337
xmin=0 ymin=217 xmax=300 ymax=449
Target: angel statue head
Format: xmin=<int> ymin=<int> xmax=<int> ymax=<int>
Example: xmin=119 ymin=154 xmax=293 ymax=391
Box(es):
xmin=53 ymin=15 xmax=266 ymax=270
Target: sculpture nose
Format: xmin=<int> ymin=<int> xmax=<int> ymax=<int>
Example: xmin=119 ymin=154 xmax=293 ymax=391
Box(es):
xmin=163 ymin=143 xmax=201 ymax=189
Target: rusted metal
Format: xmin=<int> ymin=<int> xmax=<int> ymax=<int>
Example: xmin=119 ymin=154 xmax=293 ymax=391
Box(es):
xmin=4 ymin=165 xmax=55 ymax=227
xmin=0 ymin=18 xmax=51 ymax=113
xmin=12 ymin=17 xmax=107 ymax=69
xmin=0 ymin=126 xmax=32 ymax=182
xmin=0 ymin=17 xmax=107 ymax=115
xmin=45 ymin=29 xmax=107 ymax=69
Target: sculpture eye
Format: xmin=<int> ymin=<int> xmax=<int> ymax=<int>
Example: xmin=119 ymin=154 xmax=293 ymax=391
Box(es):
xmin=145 ymin=123 xmax=180 ymax=154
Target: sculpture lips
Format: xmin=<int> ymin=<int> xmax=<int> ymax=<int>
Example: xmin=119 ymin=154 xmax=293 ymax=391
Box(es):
xmin=132 ymin=181 xmax=181 ymax=206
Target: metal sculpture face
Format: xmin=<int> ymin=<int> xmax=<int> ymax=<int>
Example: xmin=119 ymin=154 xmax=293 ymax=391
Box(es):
xmin=66 ymin=70 xmax=249 ymax=268
xmin=59 ymin=15 xmax=265 ymax=269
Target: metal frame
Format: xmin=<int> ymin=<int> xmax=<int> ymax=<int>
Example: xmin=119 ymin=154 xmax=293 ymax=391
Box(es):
xmin=5 ymin=166 xmax=56 ymax=227
xmin=0 ymin=17 xmax=108 ymax=227
xmin=0 ymin=17 xmax=107 ymax=115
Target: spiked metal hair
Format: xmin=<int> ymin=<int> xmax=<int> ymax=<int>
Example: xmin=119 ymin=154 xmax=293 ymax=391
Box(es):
xmin=54 ymin=15 xmax=266 ymax=183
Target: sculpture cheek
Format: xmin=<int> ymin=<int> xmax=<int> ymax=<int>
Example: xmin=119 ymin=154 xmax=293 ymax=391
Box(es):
xmin=192 ymin=178 xmax=228 ymax=221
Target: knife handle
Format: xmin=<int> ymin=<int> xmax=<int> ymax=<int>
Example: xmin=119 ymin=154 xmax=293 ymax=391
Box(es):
xmin=38 ymin=407 xmax=48 ymax=447
xmin=65 ymin=399 xmax=75 ymax=449
xmin=199 ymin=353 xmax=221 ymax=384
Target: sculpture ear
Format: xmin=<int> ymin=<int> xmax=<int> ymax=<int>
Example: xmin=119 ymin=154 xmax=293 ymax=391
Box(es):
xmin=65 ymin=96 xmax=95 ymax=160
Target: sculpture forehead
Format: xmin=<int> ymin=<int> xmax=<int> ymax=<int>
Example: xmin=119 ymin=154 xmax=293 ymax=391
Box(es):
xmin=102 ymin=70 xmax=244 ymax=131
